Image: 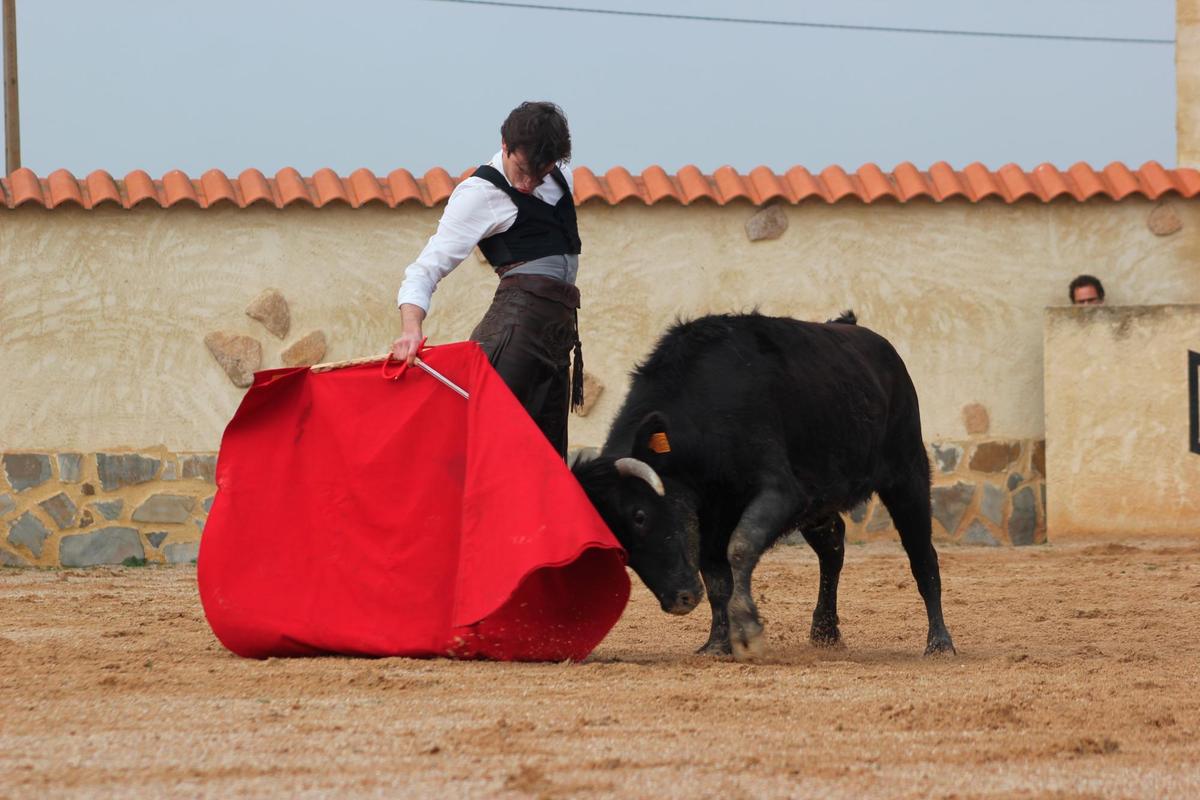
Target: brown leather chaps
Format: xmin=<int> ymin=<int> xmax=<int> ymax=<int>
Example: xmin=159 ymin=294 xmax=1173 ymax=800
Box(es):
xmin=469 ymin=275 xmax=582 ymax=460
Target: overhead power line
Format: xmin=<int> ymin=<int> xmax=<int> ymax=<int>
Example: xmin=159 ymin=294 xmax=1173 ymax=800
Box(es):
xmin=421 ymin=0 xmax=1174 ymax=45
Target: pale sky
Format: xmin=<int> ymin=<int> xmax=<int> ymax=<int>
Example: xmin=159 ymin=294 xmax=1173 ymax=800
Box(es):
xmin=6 ymin=0 xmax=1177 ymax=176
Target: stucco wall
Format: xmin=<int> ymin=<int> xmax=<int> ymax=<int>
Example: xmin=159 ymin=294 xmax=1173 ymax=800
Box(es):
xmin=3 ymin=198 xmax=1198 ymax=452
xmin=5 ymin=199 xmax=1197 ymax=563
xmin=1044 ymin=304 xmax=1200 ymax=537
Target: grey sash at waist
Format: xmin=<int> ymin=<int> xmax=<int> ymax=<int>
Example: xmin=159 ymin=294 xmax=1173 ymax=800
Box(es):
xmin=501 ymin=254 xmax=579 ymax=285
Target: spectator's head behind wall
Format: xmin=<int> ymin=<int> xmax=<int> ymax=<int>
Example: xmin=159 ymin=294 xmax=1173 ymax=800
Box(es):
xmin=1069 ymin=274 xmax=1105 ymax=305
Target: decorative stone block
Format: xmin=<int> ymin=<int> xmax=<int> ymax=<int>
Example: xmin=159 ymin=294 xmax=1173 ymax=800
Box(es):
xmin=91 ymin=500 xmax=124 ymax=521
xmin=0 ymin=493 xmax=14 ymax=517
xmin=1007 ymin=472 xmax=1024 ymax=491
xmin=8 ymin=512 xmax=51 ymax=557
xmin=931 ymin=482 xmax=974 ymax=536
xmin=980 ymin=484 xmax=1005 ymax=525
xmin=132 ymin=494 xmax=196 ymax=524
xmin=162 ymin=460 xmax=179 ymax=481
xmin=245 ymin=289 xmax=290 ymax=339
xmin=969 ymin=441 xmax=1020 ymax=473
xmin=3 ymin=454 xmax=52 ymax=492
xmin=931 ymin=443 xmax=961 ymax=473
xmin=1147 ymin=201 xmax=1182 ymax=236
xmin=59 ymin=527 xmax=145 ymax=567
xmin=1 ymin=547 xmax=30 ymax=567
xmin=574 ymin=372 xmax=604 ymax=417
xmin=1009 ymin=487 xmax=1037 ymax=546
xmin=282 ymin=330 xmax=327 ymax=367
xmin=204 ymin=331 xmax=262 ymax=388
xmin=147 ymin=532 xmax=169 ymax=548
xmin=744 ymin=205 xmax=789 ymax=242
xmin=78 ymin=510 xmax=94 ymax=528
xmin=164 ymin=541 xmax=200 ymax=564
xmin=39 ymin=493 xmax=78 ymax=529
xmin=97 ymin=453 xmax=160 ymax=492
xmin=57 ymin=453 xmax=83 ymax=483
xmin=962 ymin=403 xmax=990 ymax=435
xmin=1031 ymin=440 xmax=1045 ymax=478
xmin=181 ymin=455 xmax=217 ymax=483
xmin=202 ymin=496 xmax=215 ymax=514
xmin=962 ymin=520 xmax=1000 ymax=547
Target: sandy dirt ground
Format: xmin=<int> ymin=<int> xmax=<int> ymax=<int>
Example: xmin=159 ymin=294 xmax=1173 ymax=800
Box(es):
xmin=2 ymin=538 xmax=1199 ymax=799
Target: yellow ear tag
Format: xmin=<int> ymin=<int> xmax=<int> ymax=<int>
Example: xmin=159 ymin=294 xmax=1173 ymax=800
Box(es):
xmin=649 ymin=432 xmax=671 ymax=454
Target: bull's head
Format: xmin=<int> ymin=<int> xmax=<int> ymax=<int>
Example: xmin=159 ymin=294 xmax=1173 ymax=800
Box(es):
xmin=573 ymin=412 xmax=704 ymax=615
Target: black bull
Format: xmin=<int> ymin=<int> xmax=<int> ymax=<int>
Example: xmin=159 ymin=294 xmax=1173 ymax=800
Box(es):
xmin=573 ymin=312 xmax=956 ymax=661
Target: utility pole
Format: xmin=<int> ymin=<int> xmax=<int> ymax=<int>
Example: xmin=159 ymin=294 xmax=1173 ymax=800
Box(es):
xmin=4 ymin=0 xmax=18 ymax=174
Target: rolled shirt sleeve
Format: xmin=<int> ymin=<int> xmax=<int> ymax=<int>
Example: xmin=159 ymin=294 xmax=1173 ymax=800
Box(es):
xmin=395 ymin=179 xmax=507 ymax=313
xmin=396 ymin=157 xmax=574 ymax=313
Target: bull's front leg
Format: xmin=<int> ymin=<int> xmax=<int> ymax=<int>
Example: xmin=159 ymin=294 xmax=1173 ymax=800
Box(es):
xmin=726 ymin=474 xmax=803 ymax=662
xmin=697 ymin=553 xmax=732 ymax=655
xmin=800 ymin=515 xmax=845 ymax=647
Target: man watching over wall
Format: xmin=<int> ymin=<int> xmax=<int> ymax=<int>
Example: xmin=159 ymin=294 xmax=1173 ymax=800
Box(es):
xmin=1069 ymin=274 xmax=1105 ymax=305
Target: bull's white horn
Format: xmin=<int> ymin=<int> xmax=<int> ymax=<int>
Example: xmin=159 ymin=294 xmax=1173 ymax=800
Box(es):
xmin=614 ymin=457 xmax=665 ymax=497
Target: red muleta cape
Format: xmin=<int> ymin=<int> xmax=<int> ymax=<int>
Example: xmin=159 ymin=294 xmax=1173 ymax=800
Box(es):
xmin=197 ymin=341 xmax=630 ymax=661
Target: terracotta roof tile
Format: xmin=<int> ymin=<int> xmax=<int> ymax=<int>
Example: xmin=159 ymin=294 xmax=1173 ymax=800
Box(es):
xmin=892 ymin=162 xmax=931 ymax=201
xmin=783 ymin=166 xmax=825 ymax=203
xmin=162 ymin=170 xmax=200 ymax=207
xmin=46 ymin=169 xmax=84 ymax=208
xmin=747 ymin=165 xmax=788 ymax=204
xmin=423 ymin=168 xmax=456 ymax=205
xmin=124 ymin=170 xmax=159 ymax=207
xmin=348 ymin=168 xmax=386 ymax=207
xmin=856 ymin=163 xmax=895 ymax=203
xmin=200 ymin=169 xmax=238 ymax=207
xmin=677 ymin=165 xmax=713 ymax=204
xmin=601 ymin=167 xmax=640 ymax=204
xmin=85 ymin=170 xmax=122 ymax=207
xmin=2 ymin=162 xmax=1195 ymax=210
xmin=996 ymin=163 xmax=1036 ymax=202
xmin=641 ymin=166 xmax=678 ymax=204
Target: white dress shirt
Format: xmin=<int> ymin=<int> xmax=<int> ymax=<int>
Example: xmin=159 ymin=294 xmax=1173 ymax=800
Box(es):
xmin=395 ymin=151 xmax=575 ymax=313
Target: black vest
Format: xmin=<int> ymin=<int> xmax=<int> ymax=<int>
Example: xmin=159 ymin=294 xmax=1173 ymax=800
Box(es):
xmin=473 ymin=164 xmax=582 ymax=269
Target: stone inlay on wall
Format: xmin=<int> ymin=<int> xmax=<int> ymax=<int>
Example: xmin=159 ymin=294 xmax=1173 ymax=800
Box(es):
xmin=2 ymin=450 xmax=216 ymax=568
xmin=245 ymin=289 xmax=291 ymax=339
xmin=744 ymin=205 xmax=789 ymax=242
xmin=207 ymin=290 xmax=335 ymax=386
xmin=839 ymin=437 xmax=1048 ymax=546
xmin=281 ymin=330 xmax=328 ymax=367
xmin=2 ymin=438 xmax=1048 ymax=567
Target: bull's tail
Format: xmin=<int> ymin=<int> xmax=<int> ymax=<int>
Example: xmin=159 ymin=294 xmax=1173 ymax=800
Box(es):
xmin=827 ymin=309 xmax=857 ymax=325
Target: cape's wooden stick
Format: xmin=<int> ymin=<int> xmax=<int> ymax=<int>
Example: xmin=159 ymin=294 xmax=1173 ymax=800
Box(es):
xmin=310 ymin=352 xmax=470 ymax=399
xmin=310 ymin=353 xmax=390 ymax=373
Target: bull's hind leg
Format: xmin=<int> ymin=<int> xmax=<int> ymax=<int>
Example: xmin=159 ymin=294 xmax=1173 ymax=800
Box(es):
xmin=878 ymin=474 xmax=956 ymax=655
xmin=801 ymin=515 xmax=845 ymax=647
xmin=726 ymin=470 xmax=804 ymax=662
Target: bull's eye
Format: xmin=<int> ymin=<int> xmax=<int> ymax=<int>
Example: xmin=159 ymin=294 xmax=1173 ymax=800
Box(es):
xmin=633 ymin=509 xmax=647 ymax=527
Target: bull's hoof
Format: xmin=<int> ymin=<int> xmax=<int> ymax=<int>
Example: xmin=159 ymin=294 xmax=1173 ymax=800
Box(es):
xmin=730 ymin=633 xmax=765 ymax=662
xmin=924 ymin=632 xmax=957 ymax=656
xmin=809 ymin=625 xmax=843 ymax=648
xmin=695 ymin=638 xmax=732 ymax=656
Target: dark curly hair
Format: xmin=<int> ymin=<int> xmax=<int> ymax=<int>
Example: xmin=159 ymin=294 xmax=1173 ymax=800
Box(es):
xmin=500 ymin=101 xmax=571 ymax=176
xmin=1068 ymin=274 xmax=1105 ymax=303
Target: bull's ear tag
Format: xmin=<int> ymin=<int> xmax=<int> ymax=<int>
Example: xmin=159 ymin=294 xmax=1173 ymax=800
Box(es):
xmin=649 ymin=432 xmax=671 ymax=454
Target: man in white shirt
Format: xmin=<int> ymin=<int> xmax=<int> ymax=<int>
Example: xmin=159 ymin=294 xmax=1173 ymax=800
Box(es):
xmin=392 ymin=101 xmax=583 ymax=458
